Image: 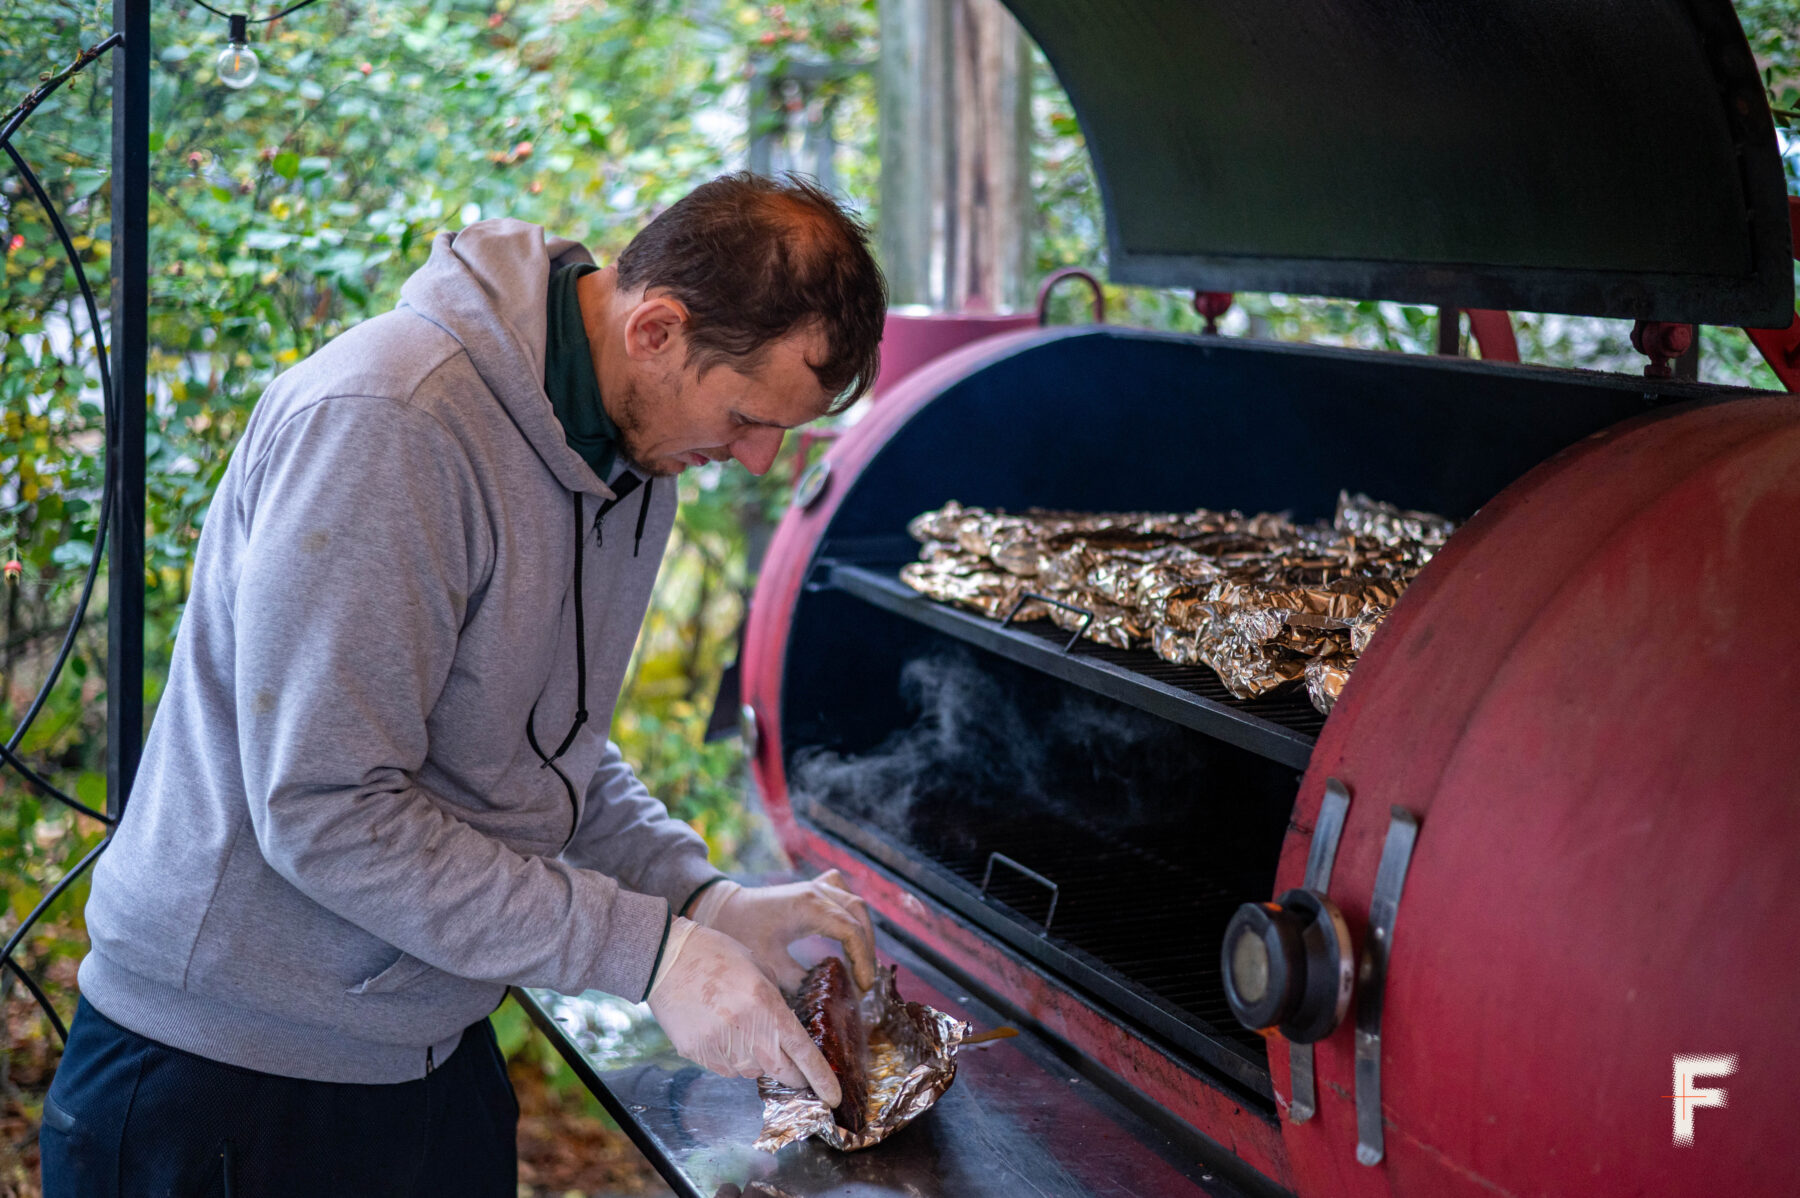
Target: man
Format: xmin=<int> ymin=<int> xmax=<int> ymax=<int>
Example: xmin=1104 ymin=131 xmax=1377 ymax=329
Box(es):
xmin=41 ymin=173 xmax=889 ymax=1195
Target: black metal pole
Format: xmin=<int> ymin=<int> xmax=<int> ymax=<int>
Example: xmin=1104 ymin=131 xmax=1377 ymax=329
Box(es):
xmin=1436 ymin=305 xmax=1462 ymax=356
xmin=107 ymin=0 xmax=149 ymax=819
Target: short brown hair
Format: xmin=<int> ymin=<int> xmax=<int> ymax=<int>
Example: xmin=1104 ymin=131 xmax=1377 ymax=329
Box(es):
xmin=615 ymin=172 xmax=887 ymax=411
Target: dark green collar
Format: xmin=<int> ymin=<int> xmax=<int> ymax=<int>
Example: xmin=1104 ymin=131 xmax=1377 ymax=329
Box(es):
xmin=544 ymin=262 xmax=619 ymax=479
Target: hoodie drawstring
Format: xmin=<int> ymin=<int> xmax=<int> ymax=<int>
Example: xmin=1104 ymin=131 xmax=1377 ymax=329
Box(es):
xmin=633 ymin=477 xmax=653 ymax=557
xmin=526 ymin=491 xmax=592 ymax=775
xmin=528 ymin=474 xmax=655 ymax=824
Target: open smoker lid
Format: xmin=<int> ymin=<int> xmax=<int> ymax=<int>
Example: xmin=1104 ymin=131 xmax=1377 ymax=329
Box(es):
xmin=1000 ymin=0 xmax=1795 ymax=326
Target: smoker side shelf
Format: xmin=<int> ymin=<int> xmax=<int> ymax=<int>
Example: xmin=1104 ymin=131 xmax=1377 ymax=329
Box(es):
xmin=822 ymin=563 xmax=1319 ymax=770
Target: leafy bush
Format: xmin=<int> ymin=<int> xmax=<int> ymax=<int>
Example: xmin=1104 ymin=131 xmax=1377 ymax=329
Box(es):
xmin=2 ymin=0 xmax=1797 ymax=1156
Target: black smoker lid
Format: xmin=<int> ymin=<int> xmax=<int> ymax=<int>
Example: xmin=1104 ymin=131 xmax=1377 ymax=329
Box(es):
xmin=1001 ymin=0 xmax=1795 ymax=326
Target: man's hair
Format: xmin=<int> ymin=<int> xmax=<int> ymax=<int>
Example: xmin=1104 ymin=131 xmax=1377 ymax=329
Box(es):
xmin=615 ymin=172 xmax=887 ymax=411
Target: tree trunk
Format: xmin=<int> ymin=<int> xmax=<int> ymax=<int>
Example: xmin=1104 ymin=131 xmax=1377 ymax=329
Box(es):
xmin=879 ymin=0 xmax=1032 ymax=312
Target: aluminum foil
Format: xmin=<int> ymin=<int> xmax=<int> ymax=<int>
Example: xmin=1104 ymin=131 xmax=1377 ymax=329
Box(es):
xmin=754 ymin=966 xmax=968 ymax=1153
xmin=1335 ymin=490 xmax=1454 ymax=553
xmin=901 ymin=495 xmax=1452 ymax=708
xmin=1305 ymin=655 xmax=1354 ymax=714
xmin=899 ymin=555 xmax=1047 ymax=622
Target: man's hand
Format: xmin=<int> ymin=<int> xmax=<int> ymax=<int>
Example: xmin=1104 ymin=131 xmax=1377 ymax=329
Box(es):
xmin=687 ymin=870 xmax=877 ymax=993
xmin=647 ymin=920 xmax=843 ymax=1107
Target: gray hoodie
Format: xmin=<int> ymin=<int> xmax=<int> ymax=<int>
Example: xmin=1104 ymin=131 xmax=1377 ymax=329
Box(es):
xmin=79 ymin=220 xmax=720 ymax=1083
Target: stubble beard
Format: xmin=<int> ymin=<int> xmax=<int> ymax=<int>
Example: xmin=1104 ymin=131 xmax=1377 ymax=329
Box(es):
xmin=610 ymin=375 xmax=682 ymax=478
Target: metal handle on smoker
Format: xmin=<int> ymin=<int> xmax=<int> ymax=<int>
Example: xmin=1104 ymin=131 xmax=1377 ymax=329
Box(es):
xmin=1355 ymin=806 xmax=1421 ymax=1167
xmin=1001 ymin=591 xmax=1094 ymax=653
xmin=1035 ymin=267 xmax=1106 ymax=326
xmin=980 ymin=852 xmax=1060 ymax=935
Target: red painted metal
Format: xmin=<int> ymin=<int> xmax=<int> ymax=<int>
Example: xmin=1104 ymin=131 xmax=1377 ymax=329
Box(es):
xmin=744 ymin=327 xmax=1076 ymax=857
xmin=1194 ymin=290 xmax=1234 ymax=334
xmin=871 ymin=310 xmax=1040 ymax=399
xmin=788 ymin=427 xmax=839 ymax=488
xmin=808 ymin=835 xmax=1294 ymax=1190
xmin=1631 ymin=319 xmax=1696 ymax=378
xmin=1744 ymin=195 xmax=1800 ymax=393
xmin=1035 ymin=267 xmax=1107 ymax=325
xmin=745 ymin=289 xmax=1800 ymax=1196
xmin=1272 ymin=396 xmax=1800 ymax=1197
xmin=1749 ymin=319 xmax=1800 ymax=391
xmin=739 ymin=326 xmax=1297 ymax=1184
xmin=871 ymin=269 xmax=1105 ymax=401
xmin=1465 ymin=309 xmax=1519 ymax=363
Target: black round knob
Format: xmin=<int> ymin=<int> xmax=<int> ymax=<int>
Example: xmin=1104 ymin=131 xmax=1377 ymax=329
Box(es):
xmin=1221 ymin=889 xmax=1353 ymax=1043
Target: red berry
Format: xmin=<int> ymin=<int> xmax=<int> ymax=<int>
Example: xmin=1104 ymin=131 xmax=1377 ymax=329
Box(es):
xmin=359 ymin=62 xmax=373 ymax=75
xmin=3 ymin=560 xmax=22 ymax=582
xmin=487 ymin=11 xmax=503 ymax=27
xmin=758 ymin=31 xmax=777 ymax=44
xmin=6 ymin=234 xmax=22 ymax=253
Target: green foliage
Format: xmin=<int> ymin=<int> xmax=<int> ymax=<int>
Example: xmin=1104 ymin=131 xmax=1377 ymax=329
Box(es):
xmin=2 ymin=0 xmax=1797 ymax=1106
xmin=0 ymin=0 xmax=876 ymax=1091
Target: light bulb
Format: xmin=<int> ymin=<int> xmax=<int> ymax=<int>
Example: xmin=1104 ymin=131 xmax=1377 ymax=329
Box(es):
xmin=217 ymin=15 xmax=259 ymax=89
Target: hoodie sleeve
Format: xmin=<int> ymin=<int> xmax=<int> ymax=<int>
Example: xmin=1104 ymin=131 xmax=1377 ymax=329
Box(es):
xmin=560 ymin=741 xmax=722 ymax=915
xmin=231 ymin=394 xmax=668 ymax=1002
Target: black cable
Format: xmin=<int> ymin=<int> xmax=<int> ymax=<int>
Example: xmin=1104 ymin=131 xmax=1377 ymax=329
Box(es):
xmin=0 ymin=34 xmax=123 ymax=150
xmin=0 ymin=838 xmax=109 ymax=966
xmin=0 ymin=744 xmax=115 ymax=826
xmin=2 ymin=957 xmax=69 ymax=1043
xmin=632 ymin=477 xmax=652 ymax=556
xmin=0 ymin=26 xmax=121 ymax=1051
xmin=188 ymin=0 xmax=326 ymax=25
xmin=3 ymin=142 xmax=117 ymax=751
xmin=1 ymin=140 xmax=123 ymax=828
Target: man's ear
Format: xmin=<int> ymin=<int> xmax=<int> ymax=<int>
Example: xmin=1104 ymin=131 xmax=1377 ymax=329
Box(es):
xmin=623 ymin=294 xmax=690 ymax=361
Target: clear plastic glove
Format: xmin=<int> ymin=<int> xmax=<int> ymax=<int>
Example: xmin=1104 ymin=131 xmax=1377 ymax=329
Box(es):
xmin=646 ymin=918 xmax=843 ymax=1107
xmin=687 ymin=870 xmax=877 ymax=993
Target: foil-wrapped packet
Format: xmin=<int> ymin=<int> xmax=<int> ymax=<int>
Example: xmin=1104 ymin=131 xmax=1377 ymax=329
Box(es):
xmin=755 ymin=966 xmax=968 ymax=1154
xmin=1349 ymin=608 xmax=1388 ymax=654
xmin=899 ymin=556 xmax=1043 ymax=622
xmin=900 ymin=497 xmax=1452 ymax=707
xmin=1335 ymin=490 xmax=1455 ymax=550
xmin=1305 ymin=655 xmax=1354 ymax=714
xmin=1197 ymin=621 xmax=1312 ymax=699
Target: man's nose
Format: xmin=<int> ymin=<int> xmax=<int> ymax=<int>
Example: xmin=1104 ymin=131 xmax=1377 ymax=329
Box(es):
xmin=729 ymin=426 xmax=786 ymax=476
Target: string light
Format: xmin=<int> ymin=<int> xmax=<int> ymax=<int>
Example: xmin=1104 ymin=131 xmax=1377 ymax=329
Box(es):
xmin=216 ymin=14 xmax=259 ymax=89
xmin=190 ymin=0 xmax=324 ymax=89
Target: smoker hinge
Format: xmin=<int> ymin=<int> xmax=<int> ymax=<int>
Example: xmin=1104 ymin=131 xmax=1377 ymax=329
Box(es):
xmin=1287 ymin=776 xmax=1352 ymax=1123
xmin=1632 ymin=320 xmax=1699 ymax=381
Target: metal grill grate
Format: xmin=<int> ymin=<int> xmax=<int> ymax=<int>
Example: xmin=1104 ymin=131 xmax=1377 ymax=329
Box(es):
xmin=922 ymin=804 xmax=1269 ymax=1048
xmin=800 ymin=785 xmax=1280 ymax=1098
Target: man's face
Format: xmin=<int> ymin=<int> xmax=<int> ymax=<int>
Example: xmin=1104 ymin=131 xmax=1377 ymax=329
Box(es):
xmin=612 ymin=319 xmax=835 ymax=479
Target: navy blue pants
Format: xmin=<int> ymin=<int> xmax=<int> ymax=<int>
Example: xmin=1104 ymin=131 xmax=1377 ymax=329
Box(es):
xmin=40 ymin=998 xmax=518 ymax=1198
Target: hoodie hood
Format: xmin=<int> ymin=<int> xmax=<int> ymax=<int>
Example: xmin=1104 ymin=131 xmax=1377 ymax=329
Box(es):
xmin=399 ymin=219 xmax=614 ymax=498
